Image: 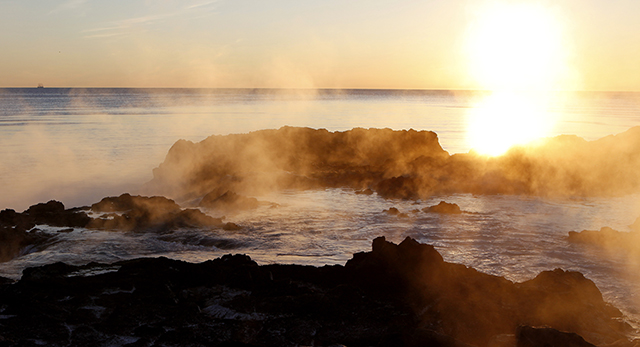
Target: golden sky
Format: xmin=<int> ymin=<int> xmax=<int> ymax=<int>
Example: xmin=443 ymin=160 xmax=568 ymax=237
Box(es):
xmin=1 ymin=0 xmax=639 ymax=91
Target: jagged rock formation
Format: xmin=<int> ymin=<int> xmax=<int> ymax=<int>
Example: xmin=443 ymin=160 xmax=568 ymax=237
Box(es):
xmin=0 ymin=237 xmax=633 ymax=347
xmin=0 ymin=194 xmax=240 ymax=263
xmin=143 ymin=127 xmax=449 ymax=201
xmin=145 ymin=126 xmax=640 ymax=201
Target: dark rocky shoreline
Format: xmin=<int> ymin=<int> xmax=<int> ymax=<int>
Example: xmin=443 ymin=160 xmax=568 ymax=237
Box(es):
xmin=0 ymin=237 xmax=634 ymax=347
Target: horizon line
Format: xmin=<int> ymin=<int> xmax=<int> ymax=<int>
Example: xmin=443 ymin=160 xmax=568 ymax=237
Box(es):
xmin=1 ymin=86 xmax=639 ymax=93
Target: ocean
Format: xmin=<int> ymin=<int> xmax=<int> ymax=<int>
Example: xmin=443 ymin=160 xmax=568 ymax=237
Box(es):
xmin=2 ymin=88 xmax=640 ymax=330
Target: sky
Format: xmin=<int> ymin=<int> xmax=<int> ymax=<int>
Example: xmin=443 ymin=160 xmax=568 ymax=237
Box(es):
xmin=1 ymin=0 xmax=639 ymax=91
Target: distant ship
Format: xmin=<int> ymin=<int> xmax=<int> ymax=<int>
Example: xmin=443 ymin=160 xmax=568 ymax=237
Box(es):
xmin=37 ymin=83 xmax=44 ymax=88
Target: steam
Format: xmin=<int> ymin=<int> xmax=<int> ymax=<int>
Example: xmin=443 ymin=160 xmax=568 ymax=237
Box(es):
xmin=145 ymin=125 xmax=640 ymax=206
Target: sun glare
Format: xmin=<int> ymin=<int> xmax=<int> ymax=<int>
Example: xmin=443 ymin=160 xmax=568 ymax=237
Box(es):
xmin=466 ymin=3 xmax=564 ymax=91
xmin=467 ymin=92 xmax=553 ymax=156
xmin=464 ymin=3 xmax=566 ymax=156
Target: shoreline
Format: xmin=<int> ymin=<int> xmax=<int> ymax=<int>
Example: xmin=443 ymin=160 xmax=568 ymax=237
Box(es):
xmin=0 ymin=237 xmax=633 ymax=347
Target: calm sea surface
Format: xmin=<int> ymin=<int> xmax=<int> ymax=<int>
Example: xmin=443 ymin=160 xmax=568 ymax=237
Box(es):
xmin=2 ymin=88 xmax=640 ymax=331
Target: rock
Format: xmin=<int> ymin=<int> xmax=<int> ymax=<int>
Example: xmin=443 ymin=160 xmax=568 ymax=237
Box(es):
xmin=424 ymin=201 xmax=462 ymax=214
xmin=144 ymin=127 xmax=448 ymax=200
xmin=375 ymin=175 xmax=420 ymax=199
xmin=144 ymin=126 xmax=640 ymax=199
xmin=354 ymin=188 xmax=374 ymax=195
xmin=383 ymin=207 xmax=401 ymax=215
xmin=0 ymin=237 xmax=633 ymax=347
xmin=0 ymin=200 xmax=91 ymax=262
xmin=382 ymin=207 xmax=408 ymax=218
xmin=199 ymin=190 xmax=260 ymax=212
xmin=88 ymin=193 xmax=224 ymax=231
xmin=91 ymin=193 xmax=180 ymax=214
xmin=568 ymin=227 xmax=640 ymax=254
xmin=516 ymin=325 xmax=596 ymax=347
xmin=223 ymin=222 xmax=242 ymax=231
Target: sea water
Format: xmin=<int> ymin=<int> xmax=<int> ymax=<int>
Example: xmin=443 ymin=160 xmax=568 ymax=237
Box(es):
xmin=2 ymin=88 xmax=640 ymax=329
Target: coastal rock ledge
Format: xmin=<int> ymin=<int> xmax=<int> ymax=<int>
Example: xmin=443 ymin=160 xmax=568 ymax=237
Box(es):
xmin=0 ymin=237 xmax=635 ymax=347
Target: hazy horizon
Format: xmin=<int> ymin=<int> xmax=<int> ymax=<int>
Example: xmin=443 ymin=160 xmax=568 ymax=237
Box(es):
xmin=3 ymin=0 xmax=640 ymax=91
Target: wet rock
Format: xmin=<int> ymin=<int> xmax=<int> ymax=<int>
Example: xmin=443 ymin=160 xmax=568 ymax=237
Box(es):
xmin=0 ymin=227 xmax=50 ymax=262
xmin=375 ymin=175 xmax=420 ymax=199
xmin=223 ymin=222 xmax=242 ymax=231
xmin=516 ymin=325 xmax=596 ymax=347
xmin=88 ymin=193 xmax=224 ymax=231
xmin=0 ymin=238 xmax=633 ymax=347
xmin=354 ymin=188 xmax=374 ymax=195
xmin=200 ymin=190 xmax=260 ymax=212
xmin=383 ymin=207 xmax=401 ymax=215
xmin=383 ymin=207 xmax=408 ymax=218
xmin=424 ymin=201 xmax=462 ymax=214
xmin=0 ymin=200 xmax=90 ymax=262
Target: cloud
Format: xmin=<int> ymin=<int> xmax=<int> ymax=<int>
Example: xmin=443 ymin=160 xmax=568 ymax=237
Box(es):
xmin=49 ymin=0 xmax=88 ymax=15
xmin=83 ymin=1 xmax=219 ymax=39
xmin=186 ymin=0 xmax=219 ymax=10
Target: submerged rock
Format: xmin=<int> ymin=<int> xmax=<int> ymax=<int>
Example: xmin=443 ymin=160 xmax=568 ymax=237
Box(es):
xmin=0 ymin=237 xmax=632 ymax=347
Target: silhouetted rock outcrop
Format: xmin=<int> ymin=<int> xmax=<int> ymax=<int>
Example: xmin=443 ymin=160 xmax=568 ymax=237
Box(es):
xmin=0 ymin=200 xmax=91 ymax=262
xmin=0 ymin=237 xmax=632 ymax=347
xmin=144 ymin=127 xmax=448 ymax=201
xmin=88 ymin=193 xmax=225 ymax=231
xmin=568 ymin=226 xmax=640 ymax=255
xmin=0 ymin=195 xmax=237 ymax=262
xmin=424 ymin=201 xmax=463 ymax=214
xmin=516 ymin=326 xmax=596 ymax=347
xmin=144 ymin=126 xmax=640 ymax=201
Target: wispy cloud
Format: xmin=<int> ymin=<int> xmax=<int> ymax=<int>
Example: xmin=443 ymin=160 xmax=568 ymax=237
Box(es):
xmin=49 ymin=0 xmax=88 ymax=15
xmin=186 ymin=0 xmax=219 ymax=10
xmin=83 ymin=1 xmax=219 ymax=39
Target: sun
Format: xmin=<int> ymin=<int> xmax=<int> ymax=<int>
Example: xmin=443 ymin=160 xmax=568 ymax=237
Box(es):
xmin=466 ymin=3 xmax=565 ymax=91
xmin=466 ymin=91 xmax=553 ymax=156
xmin=464 ymin=2 xmax=567 ymax=156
